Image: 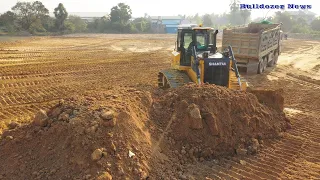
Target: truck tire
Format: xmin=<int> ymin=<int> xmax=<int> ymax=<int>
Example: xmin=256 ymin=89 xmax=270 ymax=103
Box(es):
xmin=267 ymin=53 xmax=275 ymax=67
xmin=263 ymin=57 xmax=268 ymax=71
xmin=257 ymin=60 xmax=264 ymax=74
xmin=273 ymin=52 xmax=279 ymax=65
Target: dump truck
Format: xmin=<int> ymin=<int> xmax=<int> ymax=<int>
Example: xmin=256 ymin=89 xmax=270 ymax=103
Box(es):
xmin=222 ymin=22 xmax=282 ymax=74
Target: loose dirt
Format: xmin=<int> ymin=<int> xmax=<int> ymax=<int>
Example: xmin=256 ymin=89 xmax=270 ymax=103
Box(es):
xmin=0 ymin=84 xmax=288 ymax=179
xmin=0 ymin=35 xmax=319 ymax=179
xmin=0 ymin=88 xmax=154 ymax=180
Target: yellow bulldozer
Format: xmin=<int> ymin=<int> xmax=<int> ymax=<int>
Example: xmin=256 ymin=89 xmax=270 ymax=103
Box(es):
xmin=158 ymin=24 xmax=248 ymax=90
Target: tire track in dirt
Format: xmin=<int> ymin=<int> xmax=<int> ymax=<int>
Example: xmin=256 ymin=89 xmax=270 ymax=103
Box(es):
xmin=231 ymin=41 xmax=320 ymax=179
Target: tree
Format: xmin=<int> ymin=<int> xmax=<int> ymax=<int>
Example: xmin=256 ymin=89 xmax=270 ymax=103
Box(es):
xmin=202 ymin=14 xmax=213 ymax=27
xmin=0 ymin=11 xmax=17 ymax=32
xmin=240 ymin=10 xmax=251 ymax=24
xmin=229 ymin=0 xmax=242 ymax=25
xmin=132 ymin=17 xmax=151 ymax=32
xmin=178 ymin=14 xmax=186 ymax=19
xmin=54 ymin=3 xmax=68 ymax=32
xmin=64 ymin=21 xmax=75 ymax=33
xmin=210 ymin=13 xmax=229 ymax=28
xmin=11 ymin=1 xmax=49 ymax=32
xmin=67 ymin=15 xmax=87 ymax=33
xmin=110 ymin=3 xmax=132 ymax=25
xmin=42 ymin=16 xmax=55 ymax=32
xmin=294 ymin=10 xmax=316 ymax=24
xmin=310 ymin=17 xmax=320 ymax=31
xmin=186 ymin=13 xmax=202 ymax=24
xmin=274 ymin=11 xmax=294 ymax=32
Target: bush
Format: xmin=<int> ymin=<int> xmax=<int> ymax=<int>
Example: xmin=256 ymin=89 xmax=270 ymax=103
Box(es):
xmin=311 ymin=18 xmax=320 ymax=31
xmin=129 ymin=24 xmax=139 ymax=33
xmin=63 ymin=21 xmax=75 ymax=34
xmin=68 ymin=15 xmax=87 ymax=33
xmin=291 ymin=25 xmax=311 ymax=33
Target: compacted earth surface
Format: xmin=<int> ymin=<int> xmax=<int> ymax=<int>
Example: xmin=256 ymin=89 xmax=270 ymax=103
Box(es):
xmin=0 ymin=34 xmax=319 ymax=179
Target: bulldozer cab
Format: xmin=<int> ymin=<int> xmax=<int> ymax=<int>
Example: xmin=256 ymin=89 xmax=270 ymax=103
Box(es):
xmin=176 ymin=27 xmax=217 ymax=66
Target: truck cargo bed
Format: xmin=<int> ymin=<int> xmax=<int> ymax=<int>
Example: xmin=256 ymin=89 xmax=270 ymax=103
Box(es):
xmin=222 ymin=23 xmax=281 ymax=74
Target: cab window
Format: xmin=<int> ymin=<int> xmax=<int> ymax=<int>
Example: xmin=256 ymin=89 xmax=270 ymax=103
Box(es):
xmin=183 ymin=33 xmax=193 ymax=49
xmin=196 ymin=31 xmax=209 ymax=50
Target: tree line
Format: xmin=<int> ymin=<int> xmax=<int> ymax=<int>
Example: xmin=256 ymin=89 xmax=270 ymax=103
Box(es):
xmin=0 ymin=1 xmax=319 ymax=35
xmin=263 ymin=11 xmax=320 ymax=34
xmin=185 ymin=0 xmax=320 ymax=35
xmin=0 ymin=1 xmax=151 ymax=35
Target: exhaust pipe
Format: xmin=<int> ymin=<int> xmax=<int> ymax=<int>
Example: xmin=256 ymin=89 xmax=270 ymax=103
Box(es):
xmin=212 ymin=30 xmax=218 ymax=54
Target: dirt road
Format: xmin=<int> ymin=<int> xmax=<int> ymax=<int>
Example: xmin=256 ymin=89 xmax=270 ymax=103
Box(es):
xmin=0 ymin=35 xmax=319 ymax=179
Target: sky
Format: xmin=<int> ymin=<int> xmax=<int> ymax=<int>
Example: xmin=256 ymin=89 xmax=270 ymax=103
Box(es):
xmin=0 ymin=0 xmax=319 ymax=19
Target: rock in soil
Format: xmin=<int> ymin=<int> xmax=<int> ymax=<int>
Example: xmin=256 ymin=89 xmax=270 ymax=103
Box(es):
xmin=34 ymin=109 xmax=49 ymax=127
xmin=58 ymin=112 xmax=69 ymax=121
xmin=101 ymin=119 xmax=116 ymax=127
xmin=91 ymin=149 xmax=103 ymax=161
xmin=236 ymin=148 xmax=247 ymax=156
xmin=188 ymin=104 xmax=203 ymax=129
xmin=239 ymin=160 xmax=247 ymax=165
xmin=8 ymin=122 xmax=20 ymax=129
xmin=100 ymin=110 xmax=115 ymax=120
xmin=97 ymin=172 xmax=112 ymax=180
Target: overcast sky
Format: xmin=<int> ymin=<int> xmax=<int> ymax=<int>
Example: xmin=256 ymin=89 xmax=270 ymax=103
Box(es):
xmin=0 ymin=0 xmax=318 ymax=19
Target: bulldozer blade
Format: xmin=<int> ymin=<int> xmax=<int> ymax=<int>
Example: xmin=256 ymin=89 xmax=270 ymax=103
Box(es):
xmin=246 ymin=88 xmax=284 ymax=112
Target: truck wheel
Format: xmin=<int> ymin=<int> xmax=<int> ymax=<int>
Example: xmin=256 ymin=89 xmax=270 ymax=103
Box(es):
xmin=257 ymin=61 xmax=264 ymax=74
xmin=262 ymin=57 xmax=268 ymax=71
xmin=273 ymin=52 xmax=279 ymax=65
xmin=267 ymin=53 xmax=275 ymax=67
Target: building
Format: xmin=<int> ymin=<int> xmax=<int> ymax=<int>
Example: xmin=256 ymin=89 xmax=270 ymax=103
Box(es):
xmin=49 ymin=12 xmax=108 ymax=22
xmin=151 ymin=16 xmax=182 ymax=34
xmin=69 ymin=12 xmax=108 ymax=22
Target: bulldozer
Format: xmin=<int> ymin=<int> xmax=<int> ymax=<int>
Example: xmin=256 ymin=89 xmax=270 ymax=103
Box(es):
xmin=158 ymin=24 xmax=248 ymax=90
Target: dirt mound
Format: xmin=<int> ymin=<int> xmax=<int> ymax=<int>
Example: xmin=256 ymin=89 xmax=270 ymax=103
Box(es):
xmin=0 ymin=85 xmax=289 ymax=179
xmin=151 ymin=84 xmax=288 ymax=162
xmin=0 ymin=88 xmax=154 ymax=180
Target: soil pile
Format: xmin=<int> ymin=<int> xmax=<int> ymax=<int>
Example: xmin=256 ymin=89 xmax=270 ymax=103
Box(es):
xmin=0 ymin=85 xmax=289 ymax=179
xmin=151 ymin=84 xmax=289 ymax=165
xmin=0 ymin=88 xmax=154 ymax=180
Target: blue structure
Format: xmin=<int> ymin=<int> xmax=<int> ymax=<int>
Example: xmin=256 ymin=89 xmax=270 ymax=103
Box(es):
xmin=165 ymin=25 xmax=179 ymax=33
xmin=151 ymin=16 xmax=182 ymax=34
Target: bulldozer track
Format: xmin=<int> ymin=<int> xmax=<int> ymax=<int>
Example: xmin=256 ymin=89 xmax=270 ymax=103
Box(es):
xmin=158 ymin=69 xmax=192 ymax=88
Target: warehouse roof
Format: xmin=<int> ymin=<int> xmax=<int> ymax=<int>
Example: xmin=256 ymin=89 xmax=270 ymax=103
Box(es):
xmin=150 ymin=16 xmax=182 ymax=20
